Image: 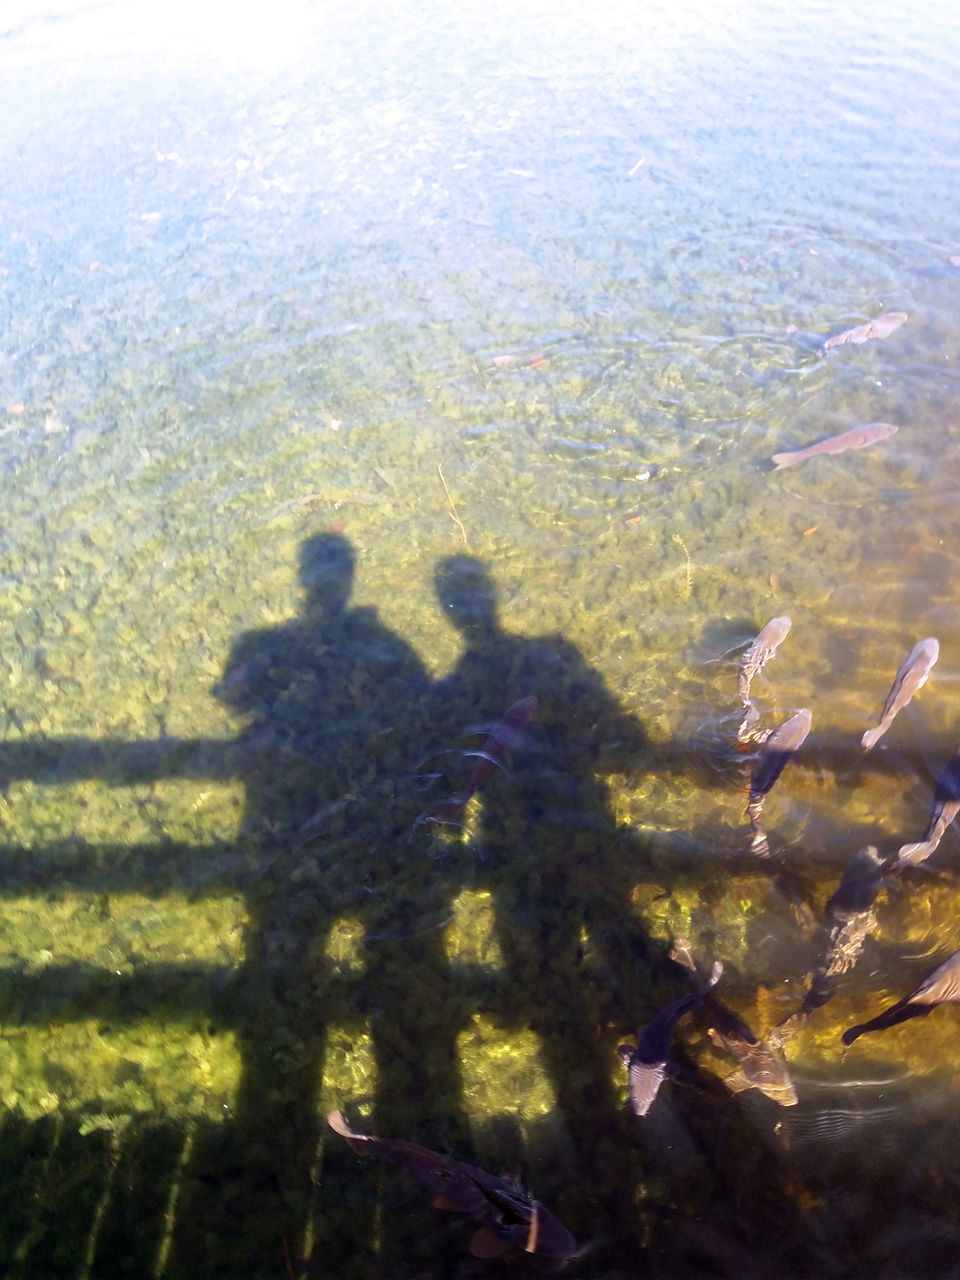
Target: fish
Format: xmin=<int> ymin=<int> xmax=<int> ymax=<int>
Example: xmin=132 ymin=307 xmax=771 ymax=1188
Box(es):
xmin=737 ymin=616 xmax=792 ymax=726
xmin=425 ymin=695 xmax=537 ymax=824
xmin=823 ymin=311 xmax=907 ymax=350
xmin=861 ymin=637 xmax=939 ymax=751
xmin=895 ymin=747 xmax=960 ymax=868
xmin=771 ymin=423 xmax=898 ymax=470
xmin=326 ymin=1110 xmax=577 ymax=1260
xmin=745 ymin=708 xmax=813 ymax=856
xmin=842 ymin=948 xmax=960 ymax=1047
xmin=670 ymin=939 xmax=797 ymax=1105
xmin=618 ymin=959 xmax=723 ymax=1116
xmin=790 ymin=846 xmax=888 ymax=1021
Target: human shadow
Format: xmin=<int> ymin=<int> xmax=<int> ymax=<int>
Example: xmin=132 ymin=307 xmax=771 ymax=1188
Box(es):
xmin=413 ymin=555 xmax=661 ymax=1256
xmin=172 ymin=532 xmax=457 ymax=1275
xmin=6 ymin=536 xmax=959 ymax=1276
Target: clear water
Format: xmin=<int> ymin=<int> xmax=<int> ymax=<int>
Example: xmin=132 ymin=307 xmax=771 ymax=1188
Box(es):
xmin=2 ymin=0 xmax=960 ymax=1275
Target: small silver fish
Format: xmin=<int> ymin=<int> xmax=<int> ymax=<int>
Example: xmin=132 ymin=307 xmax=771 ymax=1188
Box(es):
xmin=771 ymin=423 xmax=898 ymax=470
xmin=895 ymin=747 xmax=960 ymax=868
xmin=842 ymin=948 xmax=960 ymax=1047
xmin=823 ymin=311 xmax=907 ymax=350
xmin=746 ymin=708 xmax=813 ymax=856
xmin=737 ymin=616 xmax=792 ymax=710
xmin=862 ymin=638 xmax=939 ymax=751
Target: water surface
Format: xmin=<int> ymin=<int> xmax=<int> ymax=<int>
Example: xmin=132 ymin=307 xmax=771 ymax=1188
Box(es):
xmin=3 ymin=1 xmax=960 ymax=1275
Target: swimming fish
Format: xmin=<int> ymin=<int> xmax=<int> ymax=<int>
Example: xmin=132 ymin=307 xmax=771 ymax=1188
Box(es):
xmin=746 ymin=708 xmax=813 ymax=856
xmin=895 ymin=747 xmax=960 ymax=868
xmin=861 ymin=637 xmax=939 ymax=751
xmin=842 ymin=948 xmax=960 ymax=1047
xmin=670 ymin=939 xmax=797 ymax=1105
xmin=793 ymin=845 xmax=888 ymax=1019
xmin=426 ymin=694 xmax=537 ymax=824
xmin=327 ymin=1110 xmax=577 ymax=1260
xmin=618 ymin=959 xmax=723 ymax=1116
xmin=737 ymin=616 xmax=792 ymax=739
xmin=771 ymin=423 xmax=898 ymax=470
xmin=823 ymin=311 xmax=907 ymax=350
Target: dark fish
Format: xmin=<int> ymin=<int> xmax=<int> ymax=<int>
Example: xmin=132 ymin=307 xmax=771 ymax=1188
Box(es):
xmin=825 ymin=844 xmax=888 ymax=934
xmin=618 ymin=959 xmax=723 ymax=1116
xmin=895 ymin=747 xmax=960 ymax=868
xmin=426 ymin=694 xmax=537 ymax=824
xmin=792 ymin=845 xmax=887 ymax=1019
xmin=327 ymin=1110 xmax=576 ymax=1260
xmin=746 ymin=708 xmax=812 ymax=856
xmin=771 ymin=422 xmax=898 ymax=470
xmin=842 ymin=949 xmax=960 ymax=1047
xmin=737 ymin=616 xmax=792 ymax=738
xmin=670 ymin=939 xmax=797 ymax=1105
xmin=823 ymin=311 xmax=907 ymax=350
xmin=862 ymin=637 xmax=939 ymax=751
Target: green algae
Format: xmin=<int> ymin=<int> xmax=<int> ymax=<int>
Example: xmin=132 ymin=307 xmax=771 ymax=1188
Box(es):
xmin=2 ymin=5 xmax=960 ymax=1278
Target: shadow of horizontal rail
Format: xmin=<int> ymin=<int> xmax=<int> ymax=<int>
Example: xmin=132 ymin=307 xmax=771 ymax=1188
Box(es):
xmin=0 ymin=840 xmax=255 ymax=897
xmin=0 ymin=738 xmax=237 ymax=786
xmin=0 ymin=961 xmax=243 ymax=1023
xmin=0 ymin=958 xmax=507 ymax=1027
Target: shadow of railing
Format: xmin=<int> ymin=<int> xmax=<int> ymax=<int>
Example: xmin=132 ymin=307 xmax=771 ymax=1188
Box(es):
xmin=3 ymin=701 xmax=958 ymax=1280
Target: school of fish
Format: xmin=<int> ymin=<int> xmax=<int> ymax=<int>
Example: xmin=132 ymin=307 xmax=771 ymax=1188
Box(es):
xmin=331 ymin=307 xmax=958 ymax=1262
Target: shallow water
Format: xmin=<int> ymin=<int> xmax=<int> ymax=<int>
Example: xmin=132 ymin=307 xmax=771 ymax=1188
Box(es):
xmin=3 ymin=0 xmax=960 ymax=1275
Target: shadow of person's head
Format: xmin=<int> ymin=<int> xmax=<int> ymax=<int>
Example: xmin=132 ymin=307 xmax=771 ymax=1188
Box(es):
xmin=299 ymin=532 xmax=355 ymax=618
xmin=434 ymin=555 xmax=499 ymax=644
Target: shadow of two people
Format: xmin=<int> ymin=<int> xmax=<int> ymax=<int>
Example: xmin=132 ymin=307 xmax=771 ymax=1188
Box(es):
xmin=179 ymin=533 xmax=652 ymax=1275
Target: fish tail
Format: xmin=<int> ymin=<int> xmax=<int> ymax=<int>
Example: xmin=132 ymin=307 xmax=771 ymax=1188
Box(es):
xmin=770 ymin=451 xmax=801 ymax=470
xmin=669 ymin=937 xmax=698 ymax=975
xmin=895 ymin=841 xmax=930 ymax=867
xmin=705 ymin=959 xmax=723 ymax=989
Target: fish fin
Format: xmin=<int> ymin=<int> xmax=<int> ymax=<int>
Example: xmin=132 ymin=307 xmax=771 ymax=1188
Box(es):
xmin=770 ymin=451 xmax=800 ymax=470
xmin=723 ymin=1068 xmax=753 ymax=1094
xmin=669 ymin=937 xmax=698 ymax=975
xmin=469 ymin=1225 xmax=510 ymax=1258
xmin=327 ymin=1109 xmax=352 ymax=1136
xmin=327 ymin=1109 xmax=371 ymax=1157
xmin=462 ymin=749 xmax=510 ymax=777
xmin=617 ymin=1044 xmax=634 ymax=1066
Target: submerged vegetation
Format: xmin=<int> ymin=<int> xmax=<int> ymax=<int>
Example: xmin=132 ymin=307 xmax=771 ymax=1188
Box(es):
xmin=3 ymin=0 xmax=960 ymax=1276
